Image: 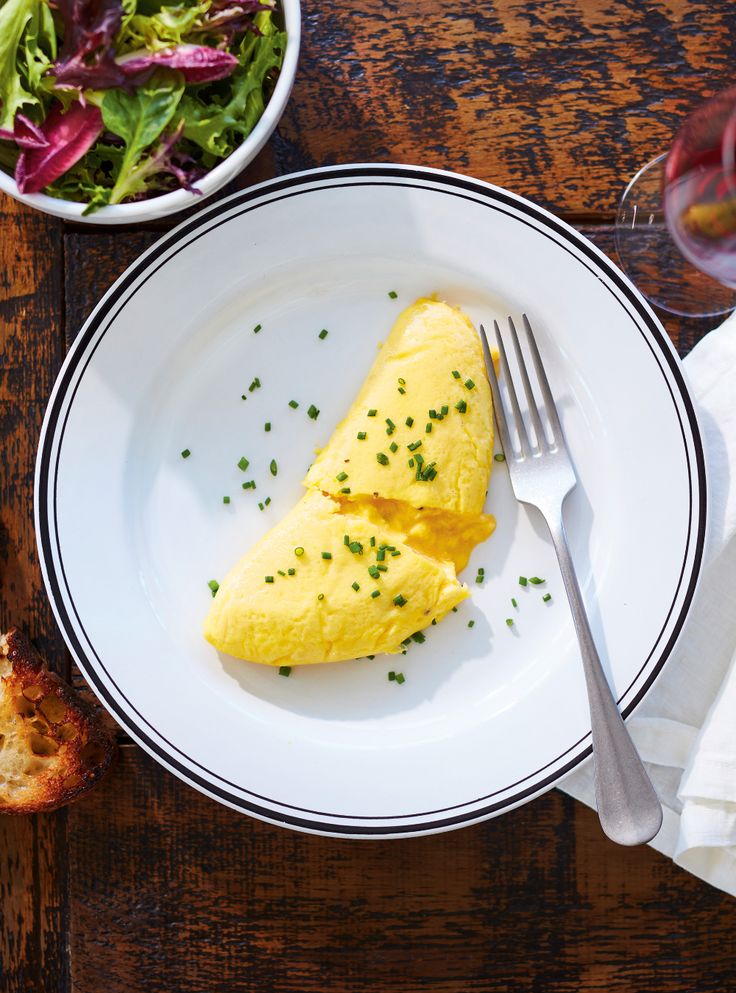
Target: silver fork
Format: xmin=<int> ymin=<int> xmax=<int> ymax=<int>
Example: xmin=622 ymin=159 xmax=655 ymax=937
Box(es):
xmin=480 ymin=315 xmax=662 ymax=847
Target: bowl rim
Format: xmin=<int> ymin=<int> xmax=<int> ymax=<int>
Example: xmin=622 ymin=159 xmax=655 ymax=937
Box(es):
xmin=0 ymin=0 xmax=301 ymax=224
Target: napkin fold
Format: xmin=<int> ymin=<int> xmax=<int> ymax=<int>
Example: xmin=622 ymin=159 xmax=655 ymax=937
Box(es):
xmin=561 ymin=309 xmax=736 ymax=897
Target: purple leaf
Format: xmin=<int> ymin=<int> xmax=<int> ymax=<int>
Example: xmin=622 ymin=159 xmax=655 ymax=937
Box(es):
xmin=119 ymin=46 xmax=239 ymax=85
xmin=15 ymin=102 xmax=103 ymax=194
xmin=0 ymin=114 xmax=50 ymax=149
xmin=193 ymin=0 xmax=269 ymax=40
xmin=52 ymin=0 xmax=128 ymax=90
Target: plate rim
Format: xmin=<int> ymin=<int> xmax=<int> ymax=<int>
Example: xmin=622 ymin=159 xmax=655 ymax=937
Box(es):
xmin=34 ymin=163 xmax=708 ymax=836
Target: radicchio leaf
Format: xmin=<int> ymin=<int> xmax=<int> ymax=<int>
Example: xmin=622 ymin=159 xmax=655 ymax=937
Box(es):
xmin=15 ymin=101 xmax=103 ymax=193
xmin=0 ymin=112 xmax=49 ymax=149
xmin=118 ymin=45 xmax=239 ymax=85
xmin=52 ymin=0 xmax=128 ymax=90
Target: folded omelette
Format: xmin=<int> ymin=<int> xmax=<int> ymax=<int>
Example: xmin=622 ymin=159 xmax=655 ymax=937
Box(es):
xmin=204 ymin=298 xmax=496 ymax=665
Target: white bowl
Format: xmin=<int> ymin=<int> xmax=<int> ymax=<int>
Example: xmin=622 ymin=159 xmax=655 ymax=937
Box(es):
xmin=0 ymin=0 xmax=300 ymax=225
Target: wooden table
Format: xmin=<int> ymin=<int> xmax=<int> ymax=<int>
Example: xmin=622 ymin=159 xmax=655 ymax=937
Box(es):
xmin=2 ymin=2 xmax=735 ymax=989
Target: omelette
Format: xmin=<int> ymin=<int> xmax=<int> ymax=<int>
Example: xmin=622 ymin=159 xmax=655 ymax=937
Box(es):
xmin=204 ymin=298 xmax=496 ymax=666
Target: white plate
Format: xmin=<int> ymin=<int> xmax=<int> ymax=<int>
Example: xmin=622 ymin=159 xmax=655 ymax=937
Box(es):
xmin=35 ymin=165 xmax=707 ymax=837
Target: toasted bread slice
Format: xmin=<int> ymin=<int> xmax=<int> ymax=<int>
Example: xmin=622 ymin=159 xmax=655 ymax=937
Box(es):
xmin=0 ymin=628 xmax=115 ymax=814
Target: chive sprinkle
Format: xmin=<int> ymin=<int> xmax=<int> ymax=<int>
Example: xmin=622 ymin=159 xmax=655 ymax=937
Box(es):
xmin=318 ymin=328 xmax=328 ymax=340
xmin=393 ymin=594 xmax=407 ymax=607
xmin=425 ymin=423 xmax=432 ymax=433
xmin=529 ymin=577 xmax=545 ymax=585
xmin=455 ymin=399 xmax=467 ymax=413
xmin=336 ymin=471 xmax=348 ymax=482
xmin=264 ymin=496 xmax=271 ymax=506
xmin=368 ymin=565 xmax=380 ymax=578
xmin=307 ymin=404 xmax=320 ymax=420
xmin=367 ymin=409 xmax=377 ymax=417
xmin=208 ymin=579 xmax=219 ymax=596
xmin=411 ymin=631 xmax=426 ymax=644
xmin=395 ymin=672 xmax=405 ymax=684
xmin=408 ymin=458 xmax=414 ymax=468
xmin=519 ymin=576 xmax=528 ymax=586
xmin=279 ymin=666 xmax=291 ymax=676
xmin=505 ymin=618 xmax=514 ymax=627
xmin=288 ymin=400 xmax=299 ymax=409
xmin=385 ymin=418 xmax=396 ymax=434
xmin=317 ymin=593 xmax=325 ymax=600
xmin=265 ymin=422 xmax=271 ymax=432
xmin=352 ymin=581 xmax=360 ymax=591
xmin=265 ymin=576 xmax=274 ymax=583
xmin=431 ymin=618 xmax=437 ymax=625
xmin=369 ymin=536 xmax=376 ymax=547
xmin=349 ymin=541 xmax=363 ymax=554
xmin=398 ymin=387 xmax=406 ymax=394
xmin=181 ymin=448 xmax=191 ymax=459
xmin=429 ymin=409 xmax=437 ymax=419
xmin=452 ymin=370 xmax=461 ymax=379
xmin=242 ymin=480 xmax=255 ymax=489
xmin=388 ymin=671 xmax=396 ymax=681
xmin=468 ymin=620 xmax=476 ymax=628
xmin=270 ymin=459 xmax=278 ymax=476
xmin=407 ymin=440 xmax=422 ymax=451
xmin=543 ymin=593 xmax=552 ymax=602
xmin=223 ymin=495 xmax=231 ymax=504
xmin=376 ymin=548 xmax=386 ymax=561
xmin=512 ymin=597 xmax=518 ymax=608
xmin=357 ymin=431 xmax=367 ymax=440
xmin=237 ymin=456 xmax=249 ymax=471
xmin=389 ymin=441 xmax=398 ymax=453
xmin=405 ymin=416 xmax=414 ymax=427
xmin=288 ymin=568 xmax=295 ymax=575
xmin=253 ymin=323 xmax=262 ymax=334
xmin=322 ymin=551 xmax=332 ymax=560
xmin=258 ymin=502 xmax=264 ymax=510
xmin=371 ymin=589 xmax=381 ymax=598
xmin=376 ymin=452 xmax=389 ymax=465
xmin=277 ymin=570 xmax=286 ymax=577
xmin=294 ymin=546 xmax=304 ymax=557
xmin=249 ymin=377 xmax=261 ymax=392
xmin=388 ymin=290 xmax=398 ymax=299
xmin=465 ymin=378 xmax=475 ymax=390
xmin=440 ymin=405 xmax=449 ymax=415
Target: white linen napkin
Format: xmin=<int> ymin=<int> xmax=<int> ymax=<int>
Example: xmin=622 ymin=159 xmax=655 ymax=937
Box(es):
xmin=561 ymin=308 xmax=736 ymax=896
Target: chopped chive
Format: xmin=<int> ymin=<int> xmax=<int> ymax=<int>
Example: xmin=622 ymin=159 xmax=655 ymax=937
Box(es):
xmin=389 ymin=441 xmax=398 ymax=453
xmin=370 ymin=536 xmax=376 ymax=547
xmin=388 ymin=290 xmax=398 ymax=299
xmin=318 ymin=328 xmax=328 ymax=340
xmin=407 ymin=440 xmax=422 ymax=452
xmin=367 ymin=409 xmax=377 ymax=417
xmin=208 ymin=579 xmax=219 ymax=596
xmin=398 ymin=377 xmax=406 ymax=385
xmin=376 ymin=548 xmax=386 ymax=561
xmin=294 ymin=546 xmax=304 ymax=557
xmin=349 ymin=541 xmax=363 ymax=554
xmin=248 ymin=377 xmax=261 ymax=392
xmin=223 ymin=495 xmax=231 ymax=504
xmin=529 ymin=577 xmax=545 ymax=585
xmin=241 ymin=394 xmax=247 ymax=400
xmin=405 ymin=416 xmax=414 ymax=427
xmin=321 ymin=551 xmax=332 ymax=560
xmin=391 ymin=550 xmax=401 ymax=557
xmin=253 ymin=323 xmax=262 ymax=334
xmin=181 ymin=448 xmax=191 ymax=459
xmin=288 ymin=568 xmax=295 ymax=575
xmin=336 ymin=471 xmax=348 ymax=482
xmin=357 ymin=431 xmax=367 ymax=440
xmin=376 ymin=452 xmax=389 ymax=465
xmin=519 ymin=576 xmax=528 ymax=587
xmin=278 ymin=666 xmax=291 ymax=677
xmin=265 ymin=422 xmax=271 ymax=432
xmin=270 ymin=459 xmax=278 ymax=476
xmin=398 ymin=387 xmax=405 ymax=395
xmin=277 ymin=570 xmax=286 ymax=577
xmin=465 ymin=378 xmax=475 ymax=390
xmin=452 ymin=370 xmax=461 ymax=379
xmin=307 ymin=404 xmax=320 ymax=420
xmin=242 ymin=480 xmax=255 ymax=489
xmin=388 ymin=671 xmax=396 ymax=681
xmin=352 ymin=581 xmax=360 ymax=591
xmin=393 ymin=594 xmax=407 ymax=607
xmin=431 ymin=618 xmax=437 ymax=625
xmin=344 ymin=534 xmax=351 ymax=547
xmin=367 ymin=655 xmax=375 ymax=660
xmin=425 ymin=423 xmax=432 ymax=433
xmin=371 ymin=589 xmax=381 ymax=598
xmin=288 ymin=399 xmax=299 ymax=409
xmin=238 ymin=456 xmax=250 ymax=472
xmin=317 ymin=593 xmax=325 ymax=600
xmin=429 ymin=409 xmax=437 ymax=419
xmin=264 ymin=496 xmax=271 ymax=506
xmin=408 ymin=458 xmax=415 ymax=468
xmin=411 ymin=631 xmax=426 ymax=643
xmin=265 ymin=576 xmax=274 ymax=583
xmin=543 ymin=593 xmax=552 ymax=602
xmin=452 ymin=607 xmax=458 ymax=612
xmin=385 ymin=418 xmax=396 ymax=434
xmin=475 ymin=572 xmax=484 ymax=584
xmin=368 ymin=565 xmax=380 ymax=579
xmin=468 ymin=620 xmax=476 ymax=628
xmin=494 ymin=453 xmax=506 ymax=462
xmin=511 ymin=597 xmax=518 ymax=608
xmin=395 ymin=673 xmax=405 ymax=684
xmin=455 ymin=399 xmax=467 ymax=413
xmin=258 ymin=502 xmax=264 ymax=511
xmin=376 ymin=564 xmax=388 ymax=572
xmin=505 ymin=618 xmax=514 ymax=627
xmin=440 ymin=405 xmax=449 ymax=415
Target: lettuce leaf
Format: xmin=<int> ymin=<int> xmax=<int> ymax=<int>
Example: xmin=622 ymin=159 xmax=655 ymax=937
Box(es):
xmin=0 ymin=0 xmax=44 ymax=130
xmin=179 ymin=10 xmax=284 ymax=157
xmin=101 ymin=66 xmax=184 ymax=202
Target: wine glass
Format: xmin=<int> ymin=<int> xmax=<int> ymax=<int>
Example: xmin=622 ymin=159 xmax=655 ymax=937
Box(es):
xmin=615 ymin=87 xmax=736 ymax=317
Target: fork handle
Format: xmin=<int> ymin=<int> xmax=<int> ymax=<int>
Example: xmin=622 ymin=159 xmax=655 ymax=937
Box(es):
xmin=546 ymin=511 xmax=663 ymax=846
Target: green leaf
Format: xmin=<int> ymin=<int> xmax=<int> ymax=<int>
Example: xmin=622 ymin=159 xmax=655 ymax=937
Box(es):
xmin=0 ymin=0 xmax=43 ymax=130
xmin=21 ymin=0 xmax=56 ymax=94
xmin=101 ymin=68 xmax=184 ymax=203
xmin=180 ymin=11 xmax=285 ymax=158
xmin=117 ymin=3 xmax=207 ymax=53
xmin=43 ymin=142 xmax=124 ymax=211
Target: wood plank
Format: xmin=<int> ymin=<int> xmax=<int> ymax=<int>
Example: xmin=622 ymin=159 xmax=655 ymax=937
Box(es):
xmin=67 ymin=745 xmax=736 ymax=993
xmin=279 ymin=0 xmax=736 ymax=213
xmin=0 ymin=197 xmax=69 ymax=993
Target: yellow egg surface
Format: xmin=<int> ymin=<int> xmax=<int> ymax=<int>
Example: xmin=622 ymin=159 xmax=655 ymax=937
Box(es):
xmin=204 ymin=298 xmax=496 ymax=666
xmin=204 ymin=490 xmax=468 ymax=665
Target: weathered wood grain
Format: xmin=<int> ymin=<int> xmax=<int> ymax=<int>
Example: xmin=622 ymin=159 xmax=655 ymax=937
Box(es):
xmin=0 ymin=198 xmax=69 ymax=993
xmin=277 ymin=0 xmax=736 ymax=214
xmin=65 ymin=746 xmax=736 ymax=993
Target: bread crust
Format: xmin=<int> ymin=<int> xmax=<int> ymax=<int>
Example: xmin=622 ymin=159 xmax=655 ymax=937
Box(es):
xmin=0 ymin=628 xmax=116 ymax=814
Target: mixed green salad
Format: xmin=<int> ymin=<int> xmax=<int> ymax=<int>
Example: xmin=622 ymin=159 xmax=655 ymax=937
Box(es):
xmin=0 ymin=0 xmax=286 ymax=211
